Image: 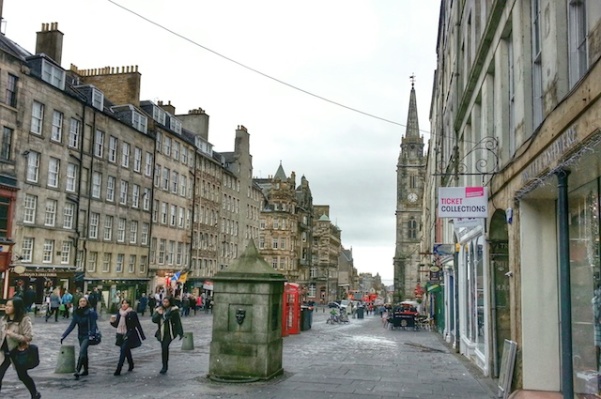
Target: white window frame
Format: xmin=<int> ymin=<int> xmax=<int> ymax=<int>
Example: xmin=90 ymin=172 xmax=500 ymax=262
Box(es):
xmin=568 ymin=0 xmax=588 ymax=87
xmin=87 ymin=252 xmax=97 ymax=272
xmin=63 ymin=203 xmax=74 ymax=229
xmin=116 ymin=253 xmax=124 ymax=273
xmin=42 ymin=239 xmax=54 ymax=263
xmin=92 ymin=172 xmax=102 ymax=198
xmin=121 ymin=142 xmax=130 ymax=168
xmin=117 ymin=218 xmax=126 ymax=242
xmin=24 ymin=194 xmax=37 ymax=224
xmin=104 ymin=215 xmax=113 ymax=241
xmin=143 ymin=188 xmax=151 ymax=210
xmin=61 ymin=241 xmax=71 ymax=264
xmin=119 ymin=180 xmax=128 ymax=205
xmin=51 ymin=110 xmax=63 ymax=142
xmin=102 ymin=253 xmax=111 ymax=273
xmin=31 ymin=101 xmax=44 ymax=135
xmin=145 ymin=152 xmax=153 ymax=176
xmin=129 ymin=221 xmax=138 ymax=244
xmin=69 ymin=118 xmax=81 ymax=149
xmin=107 ymin=176 xmax=115 ymax=202
xmin=26 ymin=152 xmax=40 ymax=182
xmin=132 ymin=184 xmax=140 ymax=208
xmin=47 ymin=157 xmax=60 ymax=188
xmin=141 ymin=223 xmax=149 ymax=245
xmin=108 ymin=136 xmax=118 ymax=163
xmin=128 ymin=255 xmax=136 ymax=273
xmin=21 ymin=238 xmax=34 ymax=262
xmin=94 ymin=129 xmax=104 ymax=158
xmin=89 ymin=213 xmax=99 ymax=239
xmin=44 ymin=199 xmax=57 ymax=226
xmin=133 ymin=147 xmax=142 ymax=172
xmin=92 ymin=88 xmax=103 ymax=110
xmin=41 ymin=59 xmax=65 ymax=90
xmin=66 ymin=163 xmax=77 ymax=192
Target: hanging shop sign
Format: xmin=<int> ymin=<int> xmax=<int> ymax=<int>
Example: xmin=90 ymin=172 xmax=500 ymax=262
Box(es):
xmin=433 ymin=244 xmax=455 ymax=256
xmin=438 ymin=186 xmax=488 ymax=218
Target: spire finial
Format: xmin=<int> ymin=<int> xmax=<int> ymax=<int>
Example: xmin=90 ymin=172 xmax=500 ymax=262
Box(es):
xmin=410 ymin=73 xmax=416 ymax=87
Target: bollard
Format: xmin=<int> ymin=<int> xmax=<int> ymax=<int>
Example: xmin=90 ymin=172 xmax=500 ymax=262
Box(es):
xmin=55 ymin=345 xmax=76 ymax=373
xmin=181 ymin=332 xmax=194 ymax=350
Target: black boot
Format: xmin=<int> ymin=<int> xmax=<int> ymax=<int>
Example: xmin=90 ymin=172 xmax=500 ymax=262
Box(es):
xmin=74 ymin=359 xmax=82 ymax=380
xmin=80 ymin=357 xmax=89 ymax=376
xmin=128 ymin=361 xmax=134 ymax=372
xmin=114 ymin=366 xmax=122 ymax=376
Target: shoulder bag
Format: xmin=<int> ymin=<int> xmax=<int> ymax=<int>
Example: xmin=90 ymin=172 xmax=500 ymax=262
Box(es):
xmin=10 ymin=343 xmax=40 ymax=370
xmin=88 ymin=314 xmax=102 ymax=345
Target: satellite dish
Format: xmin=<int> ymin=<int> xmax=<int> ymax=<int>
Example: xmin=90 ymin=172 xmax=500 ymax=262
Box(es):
xmin=13 ymin=265 xmax=26 ymax=274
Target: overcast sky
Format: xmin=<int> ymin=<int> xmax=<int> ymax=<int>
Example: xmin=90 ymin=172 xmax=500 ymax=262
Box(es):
xmin=4 ymin=0 xmax=440 ymax=284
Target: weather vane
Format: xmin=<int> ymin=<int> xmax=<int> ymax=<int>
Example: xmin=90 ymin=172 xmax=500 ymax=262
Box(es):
xmin=410 ymin=73 xmax=416 ymax=87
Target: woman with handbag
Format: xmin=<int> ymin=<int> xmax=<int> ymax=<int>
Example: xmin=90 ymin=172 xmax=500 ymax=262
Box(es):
xmin=152 ymin=296 xmax=184 ymax=374
xmin=60 ymin=297 xmax=99 ymax=380
xmin=109 ymin=298 xmax=145 ymax=376
xmin=0 ymin=296 xmax=41 ymax=398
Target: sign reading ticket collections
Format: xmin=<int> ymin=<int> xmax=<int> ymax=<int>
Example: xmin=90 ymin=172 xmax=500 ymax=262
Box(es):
xmin=438 ymin=186 xmax=488 ymax=218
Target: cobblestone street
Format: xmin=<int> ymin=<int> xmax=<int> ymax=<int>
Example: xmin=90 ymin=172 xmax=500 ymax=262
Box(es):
xmin=3 ymin=308 xmax=497 ymax=399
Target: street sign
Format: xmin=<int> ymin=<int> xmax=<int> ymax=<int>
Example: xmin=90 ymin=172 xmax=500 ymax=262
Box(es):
xmin=433 ymin=243 xmax=455 ymax=256
xmin=438 ymin=186 xmax=488 ymax=218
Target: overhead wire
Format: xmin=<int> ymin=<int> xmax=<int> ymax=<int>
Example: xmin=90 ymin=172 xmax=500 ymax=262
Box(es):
xmin=106 ymin=0 xmax=433 ymax=136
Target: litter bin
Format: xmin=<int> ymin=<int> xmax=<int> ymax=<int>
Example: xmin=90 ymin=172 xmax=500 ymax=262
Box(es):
xmin=356 ymin=307 xmax=364 ymax=319
xmin=300 ymin=306 xmax=312 ymax=331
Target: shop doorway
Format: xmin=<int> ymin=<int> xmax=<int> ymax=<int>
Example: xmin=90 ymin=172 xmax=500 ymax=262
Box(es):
xmin=490 ymin=210 xmax=510 ymax=378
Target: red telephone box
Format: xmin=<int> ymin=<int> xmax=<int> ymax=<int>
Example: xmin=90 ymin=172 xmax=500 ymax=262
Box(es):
xmin=282 ymin=283 xmax=300 ymax=336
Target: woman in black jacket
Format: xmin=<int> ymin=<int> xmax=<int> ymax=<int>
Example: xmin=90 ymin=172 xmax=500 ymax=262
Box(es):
xmin=60 ymin=297 xmax=99 ymax=379
xmin=152 ymin=296 xmax=184 ymax=374
xmin=110 ymin=298 xmax=145 ymax=376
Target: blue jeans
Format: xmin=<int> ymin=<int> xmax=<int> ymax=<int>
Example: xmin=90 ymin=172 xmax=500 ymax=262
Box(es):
xmin=77 ymin=336 xmax=90 ymax=361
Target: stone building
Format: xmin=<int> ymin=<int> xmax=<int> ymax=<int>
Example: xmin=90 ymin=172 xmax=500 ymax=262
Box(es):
xmin=393 ymin=80 xmax=426 ymax=302
xmin=427 ymin=1 xmax=601 ymax=396
xmin=219 ymin=125 xmax=262 ymax=272
xmin=178 ymin=108 xmax=221 ymax=286
xmin=312 ymin=205 xmax=341 ymax=304
xmin=256 ymin=163 xmax=300 ymax=282
xmin=294 ymin=175 xmax=314 ymax=296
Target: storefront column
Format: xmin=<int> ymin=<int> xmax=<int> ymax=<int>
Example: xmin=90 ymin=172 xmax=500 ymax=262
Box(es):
xmin=556 ymin=169 xmax=574 ymax=398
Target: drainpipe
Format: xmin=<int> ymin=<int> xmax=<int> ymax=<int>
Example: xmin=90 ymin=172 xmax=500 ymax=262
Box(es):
xmin=556 ymin=169 xmax=573 ymax=399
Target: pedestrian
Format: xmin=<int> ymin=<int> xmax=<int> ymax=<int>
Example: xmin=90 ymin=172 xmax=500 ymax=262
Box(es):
xmin=60 ymin=297 xmax=99 ymax=380
xmin=61 ymin=290 xmax=73 ymax=319
xmin=137 ymin=293 xmax=148 ymax=316
xmin=23 ymin=286 xmax=36 ymax=314
xmin=110 ymin=299 xmax=146 ymax=376
xmin=148 ymin=295 xmax=156 ymax=317
xmin=46 ymin=289 xmax=61 ymax=322
xmin=88 ymin=288 xmax=99 ymax=312
xmin=0 ymin=296 xmax=41 ymax=399
xmin=152 ymin=296 xmax=184 ymax=374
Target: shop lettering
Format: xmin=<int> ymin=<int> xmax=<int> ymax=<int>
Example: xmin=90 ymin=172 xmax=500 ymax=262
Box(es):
xmin=522 ymin=127 xmax=577 ymax=183
xmin=440 ymin=205 xmax=487 ymax=213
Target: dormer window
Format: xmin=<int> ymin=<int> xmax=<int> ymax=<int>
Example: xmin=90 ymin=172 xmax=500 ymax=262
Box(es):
xmin=132 ymin=111 xmax=148 ymax=133
xmin=170 ymin=117 xmax=182 ymax=134
xmin=91 ymin=88 xmax=104 ymax=110
xmin=41 ymin=59 xmax=65 ymax=90
xmin=153 ymin=106 xmax=166 ymax=125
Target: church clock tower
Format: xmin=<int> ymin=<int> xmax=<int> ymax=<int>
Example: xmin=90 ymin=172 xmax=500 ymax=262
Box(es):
xmin=393 ymin=77 xmax=425 ymax=302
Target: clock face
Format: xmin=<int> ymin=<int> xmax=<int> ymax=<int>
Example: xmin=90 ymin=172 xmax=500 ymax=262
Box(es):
xmin=407 ymin=192 xmax=418 ymax=203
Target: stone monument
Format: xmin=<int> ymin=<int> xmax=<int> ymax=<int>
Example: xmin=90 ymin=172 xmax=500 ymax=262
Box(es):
xmin=208 ymin=239 xmax=286 ymax=382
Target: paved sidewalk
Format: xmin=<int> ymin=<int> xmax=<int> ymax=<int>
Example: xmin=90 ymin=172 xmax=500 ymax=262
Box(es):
xmin=3 ymin=309 xmax=497 ymax=398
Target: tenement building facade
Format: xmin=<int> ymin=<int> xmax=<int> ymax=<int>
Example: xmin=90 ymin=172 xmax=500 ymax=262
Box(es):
xmin=427 ymin=1 xmax=601 ymax=397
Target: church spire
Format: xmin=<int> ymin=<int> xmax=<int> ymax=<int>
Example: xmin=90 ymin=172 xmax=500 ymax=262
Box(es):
xmin=405 ymin=74 xmax=420 ymax=138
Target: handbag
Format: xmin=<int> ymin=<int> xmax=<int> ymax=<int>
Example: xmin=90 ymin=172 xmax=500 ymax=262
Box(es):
xmin=10 ymin=343 xmax=40 ymax=370
xmin=88 ymin=317 xmax=101 ymax=346
xmin=115 ymin=333 xmax=125 ymax=347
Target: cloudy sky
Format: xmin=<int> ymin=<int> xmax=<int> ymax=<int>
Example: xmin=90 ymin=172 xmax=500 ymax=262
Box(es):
xmin=4 ymin=0 xmax=440 ymax=284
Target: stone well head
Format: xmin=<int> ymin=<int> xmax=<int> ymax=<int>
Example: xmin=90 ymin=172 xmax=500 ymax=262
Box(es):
xmin=208 ymin=239 xmax=286 ymax=382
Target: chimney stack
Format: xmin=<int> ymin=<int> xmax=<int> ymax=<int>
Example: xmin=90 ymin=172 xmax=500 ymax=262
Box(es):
xmin=36 ymin=22 xmax=64 ymax=65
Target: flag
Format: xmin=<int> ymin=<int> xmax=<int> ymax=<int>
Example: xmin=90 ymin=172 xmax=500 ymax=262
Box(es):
xmin=171 ymin=271 xmax=181 ymax=282
xmin=178 ymin=272 xmax=188 ymax=284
